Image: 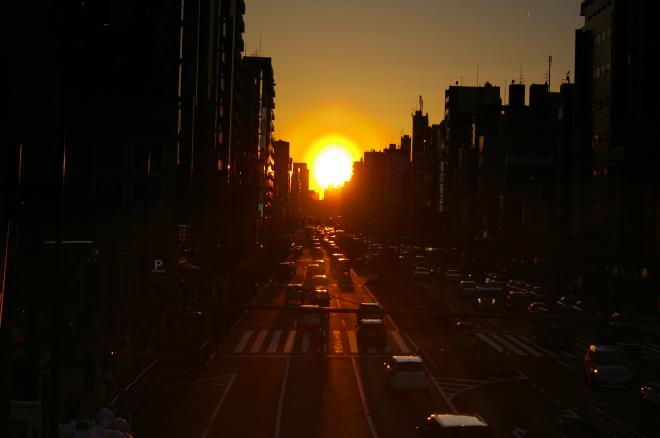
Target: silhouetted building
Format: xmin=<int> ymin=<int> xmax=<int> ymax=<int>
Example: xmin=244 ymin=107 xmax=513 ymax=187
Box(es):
xmin=273 ymin=140 xmax=291 ymax=233
xmin=443 ymin=83 xmax=502 ymax=243
xmin=291 ymin=162 xmax=310 ymax=216
xmin=573 ymin=0 xmax=660 ymax=309
xmin=239 ymin=56 xmax=276 ymax=236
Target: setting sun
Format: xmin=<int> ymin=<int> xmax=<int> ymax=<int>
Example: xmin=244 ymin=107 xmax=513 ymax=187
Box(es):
xmin=313 ymin=145 xmax=353 ymax=189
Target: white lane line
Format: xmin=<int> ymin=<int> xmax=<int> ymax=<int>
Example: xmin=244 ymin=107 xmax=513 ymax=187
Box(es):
xmin=250 ymin=330 xmax=268 ymax=353
xmin=430 ymin=375 xmax=457 ymax=413
xmin=350 ymin=356 xmax=379 ymax=438
xmin=267 ymin=330 xmax=282 ymax=353
xmin=645 ymin=343 xmax=660 ymax=353
xmin=200 ymin=373 xmax=237 ymax=438
xmin=474 ymin=332 xmax=503 ymax=353
xmin=347 ymin=330 xmax=358 ymax=353
xmin=273 ymin=357 xmax=291 ymax=438
xmin=233 ymin=330 xmax=253 ymax=354
xmin=341 ymin=320 xmax=346 ymax=328
xmin=332 ymin=330 xmax=343 ymax=354
xmin=491 ymin=333 xmax=526 ymax=355
xmin=389 ymin=330 xmax=411 ymax=354
xmin=283 ymin=330 xmax=296 ymax=353
xmin=301 ymin=332 xmax=310 ymax=353
xmin=504 ymin=334 xmax=543 ymax=357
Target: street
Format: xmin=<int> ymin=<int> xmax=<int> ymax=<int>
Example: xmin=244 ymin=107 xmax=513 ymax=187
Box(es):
xmin=132 ymin=245 xmax=659 ymax=437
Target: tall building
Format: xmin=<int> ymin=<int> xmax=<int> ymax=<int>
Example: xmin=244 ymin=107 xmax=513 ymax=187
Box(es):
xmin=574 ymin=0 xmax=660 ymax=308
xmin=2 ymin=0 xmax=250 ymax=432
xmin=240 ymin=56 xmax=276 ymax=235
xmin=443 ymin=83 xmax=502 ymax=240
xmin=291 ymin=162 xmax=310 ymax=215
xmin=411 ymin=108 xmax=431 ymax=212
xmin=273 ymin=140 xmax=291 ymax=233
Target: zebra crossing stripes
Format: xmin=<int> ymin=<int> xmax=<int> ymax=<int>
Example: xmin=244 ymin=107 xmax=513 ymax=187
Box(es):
xmin=228 ymin=328 xmax=413 ymax=355
xmin=283 ymin=330 xmax=296 ymax=353
xmin=267 ymin=330 xmax=282 ymax=353
xmin=250 ymin=330 xmax=268 ymax=353
xmin=233 ymin=330 xmax=253 ymax=354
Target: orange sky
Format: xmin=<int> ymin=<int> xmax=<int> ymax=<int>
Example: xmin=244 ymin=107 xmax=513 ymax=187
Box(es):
xmin=244 ymin=0 xmax=584 ymax=194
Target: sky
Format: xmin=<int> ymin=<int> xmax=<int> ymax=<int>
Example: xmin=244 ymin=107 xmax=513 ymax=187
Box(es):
xmin=244 ymin=0 xmax=585 ymax=193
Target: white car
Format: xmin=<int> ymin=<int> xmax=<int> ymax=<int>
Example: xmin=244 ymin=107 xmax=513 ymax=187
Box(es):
xmin=584 ymin=345 xmax=633 ymax=387
xmin=413 ymin=266 xmax=430 ymax=278
xmin=384 ymin=355 xmax=430 ymax=390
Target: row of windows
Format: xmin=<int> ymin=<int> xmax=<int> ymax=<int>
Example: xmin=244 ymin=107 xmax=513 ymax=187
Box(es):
xmin=592 ymin=167 xmax=609 ymax=177
xmin=594 ymin=27 xmax=612 ymax=47
xmin=593 ymin=96 xmax=610 ymax=111
xmin=594 ymin=61 xmax=611 ymax=78
xmin=591 ymin=131 xmax=610 ymax=146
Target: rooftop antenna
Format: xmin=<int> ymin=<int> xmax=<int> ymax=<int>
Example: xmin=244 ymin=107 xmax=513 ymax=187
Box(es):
xmin=459 ymin=75 xmax=465 ymax=86
xmin=476 ymin=63 xmax=480 ymax=86
xmin=565 ymin=70 xmax=571 ymax=84
xmin=504 ymin=78 xmax=507 ymax=104
xmin=258 ymin=32 xmax=262 ymax=56
xmin=419 ymin=95 xmax=424 ymax=112
xmin=548 ymin=55 xmax=552 ymax=89
xmin=519 ymin=66 xmax=524 ymax=85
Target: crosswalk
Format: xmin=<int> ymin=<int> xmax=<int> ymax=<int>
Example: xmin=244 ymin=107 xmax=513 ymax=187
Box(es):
xmin=227 ymin=328 xmax=414 ymax=355
xmin=473 ymin=332 xmax=660 ymax=363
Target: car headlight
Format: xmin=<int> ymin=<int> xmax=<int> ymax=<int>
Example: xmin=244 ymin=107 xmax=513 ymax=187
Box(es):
xmin=592 ymin=368 xmax=599 ymax=375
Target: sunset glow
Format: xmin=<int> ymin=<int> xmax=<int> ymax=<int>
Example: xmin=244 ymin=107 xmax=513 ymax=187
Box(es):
xmin=313 ymin=145 xmax=353 ymax=190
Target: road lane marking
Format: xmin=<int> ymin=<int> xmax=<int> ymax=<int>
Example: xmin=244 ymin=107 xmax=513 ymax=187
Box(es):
xmin=250 ymin=330 xmax=268 ymax=353
xmin=283 ymin=330 xmax=296 ymax=353
xmin=350 ymin=356 xmax=379 ymax=438
xmin=491 ymin=333 xmax=526 ymax=355
xmin=389 ymin=330 xmax=411 ymax=353
xmin=233 ymin=330 xmax=253 ymax=354
xmin=331 ymin=330 xmax=343 ymax=353
xmin=347 ymin=330 xmax=358 ymax=353
xmin=504 ymin=334 xmax=543 ymax=357
xmin=301 ymin=332 xmax=310 ymax=353
xmin=267 ymin=330 xmax=282 ymax=353
xmin=474 ymin=332 xmax=503 ymax=353
xmin=273 ymin=357 xmax=290 ymax=438
xmin=200 ymin=373 xmax=237 ymax=438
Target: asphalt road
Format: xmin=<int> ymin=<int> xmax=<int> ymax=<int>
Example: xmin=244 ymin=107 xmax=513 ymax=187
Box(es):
xmin=132 ymin=246 xmax=659 ymax=437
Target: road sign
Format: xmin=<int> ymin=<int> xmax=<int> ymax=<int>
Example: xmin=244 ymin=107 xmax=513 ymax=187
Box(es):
xmin=151 ymin=258 xmax=166 ymax=273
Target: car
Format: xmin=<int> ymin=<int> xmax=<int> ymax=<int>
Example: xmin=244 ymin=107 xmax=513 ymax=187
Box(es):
xmin=309 ymin=288 xmax=330 ymax=307
xmin=638 ymin=381 xmax=660 ymax=435
xmin=474 ymin=292 xmax=497 ymax=311
xmin=384 ymin=355 xmax=430 ymax=391
xmin=527 ymin=301 xmax=550 ymax=313
xmin=414 ymin=266 xmax=430 ymax=278
xmin=484 ymin=279 xmax=505 ymax=291
xmin=305 ymin=274 xmax=327 ymax=291
xmin=415 ymin=413 xmax=493 ymax=436
xmin=284 ymin=283 xmax=304 ymax=305
xmin=584 ymin=345 xmax=633 ymax=387
xmin=507 ymin=291 xmax=530 ymax=311
xmin=357 ymin=302 xmax=383 ymax=321
xmin=445 ymin=269 xmax=461 ymax=282
xmin=356 ymin=318 xmax=387 ymax=350
xmin=458 ymin=280 xmax=476 ymax=295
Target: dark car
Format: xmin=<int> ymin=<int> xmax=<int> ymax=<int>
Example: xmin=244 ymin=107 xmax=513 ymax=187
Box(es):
xmin=356 ymin=318 xmax=387 ymax=350
xmin=284 ymin=283 xmax=304 ymax=305
xmin=357 ymin=302 xmax=383 ymax=321
xmin=309 ymin=288 xmax=331 ymax=307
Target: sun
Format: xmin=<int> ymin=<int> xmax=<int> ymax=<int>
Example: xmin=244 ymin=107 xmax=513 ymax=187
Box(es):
xmin=313 ymin=145 xmax=353 ymax=189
